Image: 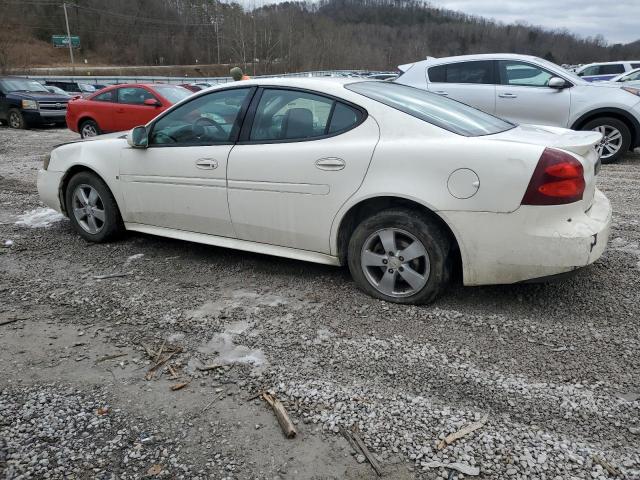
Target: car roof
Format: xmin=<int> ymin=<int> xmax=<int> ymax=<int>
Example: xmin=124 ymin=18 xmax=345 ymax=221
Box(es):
xmin=201 ymin=77 xmax=358 ymax=95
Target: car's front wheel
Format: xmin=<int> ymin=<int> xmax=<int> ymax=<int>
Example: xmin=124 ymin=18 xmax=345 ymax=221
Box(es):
xmin=582 ymin=117 xmax=631 ymax=164
xmin=348 ymin=208 xmax=451 ymax=304
xmin=65 ymin=171 xmax=124 ymax=242
xmin=8 ymin=109 xmax=26 ymax=129
xmin=79 ymin=119 xmax=100 ymax=138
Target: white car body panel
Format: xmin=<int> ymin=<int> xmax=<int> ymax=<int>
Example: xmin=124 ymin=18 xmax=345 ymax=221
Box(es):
xmin=38 ymin=77 xmax=612 ymax=287
xmin=395 ymin=53 xmax=640 ymax=139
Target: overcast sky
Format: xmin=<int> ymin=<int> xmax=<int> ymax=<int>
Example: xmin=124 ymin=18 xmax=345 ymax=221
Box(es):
xmin=429 ymin=1 xmax=640 ymax=44
xmin=243 ymin=0 xmax=639 ymax=45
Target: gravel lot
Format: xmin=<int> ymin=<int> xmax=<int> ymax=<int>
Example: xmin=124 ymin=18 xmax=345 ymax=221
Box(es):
xmin=0 ymin=125 xmax=639 ymax=480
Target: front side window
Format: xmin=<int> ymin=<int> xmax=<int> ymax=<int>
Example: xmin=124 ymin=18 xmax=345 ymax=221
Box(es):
xmin=150 ymin=87 xmax=250 ymax=146
xmin=631 ymin=63 xmax=640 ymax=69
xmin=428 ymin=61 xmax=494 ymax=84
xmin=499 ymin=61 xmax=554 ymax=87
xmin=346 ymin=81 xmax=513 ymax=137
xmin=117 ymin=87 xmax=156 ymax=105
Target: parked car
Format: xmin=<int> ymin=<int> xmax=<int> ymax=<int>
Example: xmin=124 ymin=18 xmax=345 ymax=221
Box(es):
xmin=395 ymin=54 xmax=640 ymax=163
xmin=0 ymin=76 xmax=70 ymax=129
xmin=37 ymin=78 xmax=611 ymax=304
xmin=574 ymin=61 xmax=640 ymax=82
xmin=608 ymin=68 xmax=640 ymax=84
xmin=44 ymin=85 xmax=71 ymax=97
xmin=66 ymin=83 xmax=192 ymax=138
xmin=44 ymin=80 xmax=97 ymax=97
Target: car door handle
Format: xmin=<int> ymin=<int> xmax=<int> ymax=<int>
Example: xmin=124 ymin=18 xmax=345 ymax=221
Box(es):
xmin=195 ymin=158 xmax=219 ymax=169
xmin=433 ymin=91 xmax=449 ymax=96
xmin=498 ymin=93 xmax=518 ymax=98
xmin=315 ymin=157 xmax=345 ymax=171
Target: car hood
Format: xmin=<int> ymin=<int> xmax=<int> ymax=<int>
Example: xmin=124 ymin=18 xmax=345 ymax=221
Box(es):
xmin=485 ymin=124 xmax=602 ymax=156
xmin=53 ymin=131 xmax=127 ymax=150
xmin=8 ymin=91 xmax=70 ymax=102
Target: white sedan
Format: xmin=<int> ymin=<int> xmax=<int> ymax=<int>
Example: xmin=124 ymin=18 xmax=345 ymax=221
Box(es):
xmin=37 ymin=78 xmax=612 ymax=304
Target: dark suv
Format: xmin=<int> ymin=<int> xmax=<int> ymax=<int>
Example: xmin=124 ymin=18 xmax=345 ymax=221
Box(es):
xmin=0 ymin=77 xmax=70 ymax=129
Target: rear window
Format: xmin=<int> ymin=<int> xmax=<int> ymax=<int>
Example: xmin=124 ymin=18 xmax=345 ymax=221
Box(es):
xmin=428 ymin=61 xmax=494 ymax=84
xmin=346 ymin=81 xmax=513 ymax=137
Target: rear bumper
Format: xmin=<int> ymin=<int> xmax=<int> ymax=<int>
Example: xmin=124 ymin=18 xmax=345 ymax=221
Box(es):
xmin=37 ymin=169 xmax=65 ymax=213
xmin=442 ymin=189 xmax=612 ymax=285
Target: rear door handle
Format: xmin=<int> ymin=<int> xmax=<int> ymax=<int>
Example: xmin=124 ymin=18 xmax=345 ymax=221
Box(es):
xmin=433 ymin=91 xmax=449 ymax=96
xmin=315 ymin=157 xmax=345 ymax=171
xmin=195 ymin=158 xmax=219 ymax=169
xmin=498 ymin=93 xmax=518 ymax=99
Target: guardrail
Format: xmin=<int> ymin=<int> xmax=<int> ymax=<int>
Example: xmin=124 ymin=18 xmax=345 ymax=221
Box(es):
xmin=19 ymin=70 xmax=394 ymax=86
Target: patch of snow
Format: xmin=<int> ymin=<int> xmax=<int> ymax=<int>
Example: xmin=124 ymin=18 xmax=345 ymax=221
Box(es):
xmin=15 ymin=208 xmax=64 ymax=228
xmin=124 ymin=253 xmax=145 ymax=266
xmin=3 ymin=240 xmax=13 ymax=247
xmin=198 ymin=319 xmax=266 ymax=367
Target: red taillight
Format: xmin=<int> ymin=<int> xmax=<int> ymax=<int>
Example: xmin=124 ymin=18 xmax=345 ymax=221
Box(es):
xmin=521 ymin=148 xmax=585 ymax=206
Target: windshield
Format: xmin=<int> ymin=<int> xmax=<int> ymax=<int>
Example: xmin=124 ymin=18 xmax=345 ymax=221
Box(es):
xmin=346 ymin=81 xmax=514 ymax=136
xmin=154 ymin=85 xmax=192 ymax=104
xmin=0 ymin=78 xmax=49 ymax=93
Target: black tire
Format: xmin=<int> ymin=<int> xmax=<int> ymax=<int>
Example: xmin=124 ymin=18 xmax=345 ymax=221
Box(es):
xmin=8 ymin=109 xmax=26 ymax=129
xmin=347 ymin=208 xmax=452 ymax=305
xmin=581 ymin=117 xmax=631 ymax=164
xmin=79 ymin=118 xmax=100 ymax=138
xmin=65 ymin=171 xmax=124 ymax=242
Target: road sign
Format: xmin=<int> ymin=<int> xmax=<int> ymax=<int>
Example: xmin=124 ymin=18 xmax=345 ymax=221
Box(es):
xmin=52 ymin=35 xmax=80 ymax=48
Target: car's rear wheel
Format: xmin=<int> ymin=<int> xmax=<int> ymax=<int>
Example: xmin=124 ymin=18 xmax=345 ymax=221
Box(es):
xmin=348 ymin=208 xmax=451 ymax=304
xmin=582 ymin=117 xmax=631 ymax=164
xmin=8 ymin=109 xmax=26 ymax=129
xmin=79 ymin=119 xmax=100 ymax=138
xmin=65 ymin=171 xmax=123 ymax=242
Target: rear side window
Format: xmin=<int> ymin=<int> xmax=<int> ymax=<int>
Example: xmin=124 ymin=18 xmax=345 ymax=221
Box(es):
xmin=93 ymin=91 xmax=114 ymax=102
xmin=600 ymin=64 xmax=625 ymax=75
xmin=249 ymin=89 xmax=363 ymax=142
xmin=346 ymin=81 xmax=513 ymax=137
xmin=632 ymin=63 xmax=640 ymax=69
xmin=428 ymin=61 xmax=494 ymax=84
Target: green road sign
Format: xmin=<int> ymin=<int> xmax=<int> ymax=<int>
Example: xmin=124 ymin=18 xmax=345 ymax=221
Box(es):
xmin=52 ymin=35 xmax=80 ymax=48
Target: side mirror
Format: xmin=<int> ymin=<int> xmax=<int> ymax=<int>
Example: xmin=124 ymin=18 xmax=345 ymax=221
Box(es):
xmin=127 ymin=126 xmax=149 ymax=148
xmin=143 ymin=98 xmax=161 ymax=107
xmin=548 ymin=77 xmax=567 ymax=89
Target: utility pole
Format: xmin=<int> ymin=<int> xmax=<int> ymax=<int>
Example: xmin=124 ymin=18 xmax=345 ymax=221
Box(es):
xmin=63 ymin=2 xmax=75 ymax=73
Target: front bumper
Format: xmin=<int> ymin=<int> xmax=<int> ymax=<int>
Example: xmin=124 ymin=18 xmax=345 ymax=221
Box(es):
xmin=23 ymin=110 xmax=67 ymax=125
xmin=37 ymin=169 xmax=65 ymax=214
xmin=442 ymin=189 xmax=612 ymax=285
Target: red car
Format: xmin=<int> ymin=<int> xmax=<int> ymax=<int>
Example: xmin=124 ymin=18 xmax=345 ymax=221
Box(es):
xmin=66 ymin=83 xmax=192 ymax=138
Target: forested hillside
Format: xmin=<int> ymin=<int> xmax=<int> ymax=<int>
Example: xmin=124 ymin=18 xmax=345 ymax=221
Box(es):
xmin=1 ymin=0 xmax=639 ymax=74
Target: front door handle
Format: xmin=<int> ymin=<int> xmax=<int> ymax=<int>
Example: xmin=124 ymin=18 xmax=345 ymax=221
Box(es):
xmin=315 ymin=157 xmax=345 ymax=171
xmin=433 ymin=91 xmax=449 ymax=96
xmin=498 ymin=93 xmax=518 ymax=99
xmin=195 ymin=158 xmax=219 ymax=169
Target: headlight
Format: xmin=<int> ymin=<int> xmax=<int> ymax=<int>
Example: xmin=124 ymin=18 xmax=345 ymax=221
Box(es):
xmin=622 ymin=86 xmax=640 ymax=97
xmin=21 ymin=99 xmax=38 ymax=110
xmin=43 ymin=153 xmax=51 ymax=170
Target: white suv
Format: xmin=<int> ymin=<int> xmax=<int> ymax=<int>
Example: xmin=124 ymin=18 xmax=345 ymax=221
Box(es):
xmin=395 ymin=54 xmax=640 ymax=163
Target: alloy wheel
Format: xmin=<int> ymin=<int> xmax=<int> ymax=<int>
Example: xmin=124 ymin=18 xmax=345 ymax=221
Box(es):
xmin=9 ymin=112 xmax=21 ymax=128
xmin=72 ymin=184 xmax=105 ymax=234
xmin=360 ymin=228 xmax=430 ymax=298
xmin=593 ymin=125 xmax=623 ymax=160
xmin=81 ymin=123 xmax=98 ymax=138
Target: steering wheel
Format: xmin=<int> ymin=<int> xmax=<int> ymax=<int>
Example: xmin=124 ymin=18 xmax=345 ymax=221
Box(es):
xmin=194 ymin=116 xmax=226 ymax=136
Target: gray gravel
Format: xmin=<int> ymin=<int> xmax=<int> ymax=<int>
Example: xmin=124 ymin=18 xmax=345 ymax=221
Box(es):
xmin=0 ymin=125 xmax=639 ymax=479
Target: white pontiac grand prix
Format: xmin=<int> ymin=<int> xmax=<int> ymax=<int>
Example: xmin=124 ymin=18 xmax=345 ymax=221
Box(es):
xmin=37 ymin=78 xmax=612 ymax=304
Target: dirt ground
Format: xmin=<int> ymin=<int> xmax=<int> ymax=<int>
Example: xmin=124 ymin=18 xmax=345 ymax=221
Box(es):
xmin=0 ymin=125 xmax=639 ymax=480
